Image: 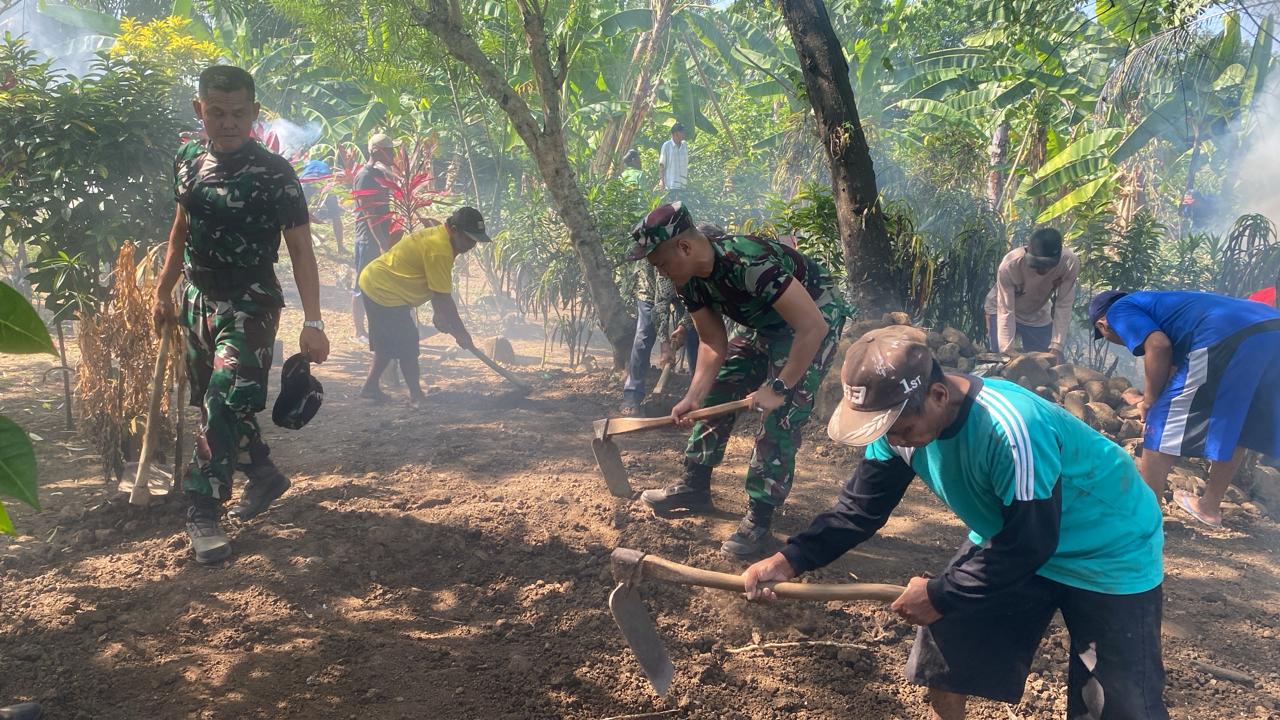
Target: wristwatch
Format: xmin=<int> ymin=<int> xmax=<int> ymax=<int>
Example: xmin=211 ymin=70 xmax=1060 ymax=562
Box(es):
xmin=303 ymin=320 xmax=325 ymax=332
xmin=769 ymin=377 xmax=792 ymax=396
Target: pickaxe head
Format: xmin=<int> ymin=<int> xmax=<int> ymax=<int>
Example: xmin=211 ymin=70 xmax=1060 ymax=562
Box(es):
xmin=592 ymin=418 xmax=634 ymax=498
xmin=608 ymin=549 xmax=673 ymax=696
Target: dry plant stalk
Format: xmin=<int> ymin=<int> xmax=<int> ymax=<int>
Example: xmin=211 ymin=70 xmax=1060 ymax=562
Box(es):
xmin=76 ymin=243 xmax=181 ymax=482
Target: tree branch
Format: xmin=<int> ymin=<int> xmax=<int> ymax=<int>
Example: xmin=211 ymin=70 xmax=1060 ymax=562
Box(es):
xmin=409 ymin=1 xmax=543 ymax=151
xmin=512 ymin=0 xmax=564 ymax=128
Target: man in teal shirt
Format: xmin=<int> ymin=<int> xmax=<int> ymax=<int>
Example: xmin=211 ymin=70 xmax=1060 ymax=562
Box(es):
xmin=744 ymin=326 xmax=1166 ymax=719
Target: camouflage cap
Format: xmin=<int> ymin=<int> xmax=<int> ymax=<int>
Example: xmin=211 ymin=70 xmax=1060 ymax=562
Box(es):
xmin=272 ymin=353 xmax=324 ymax=430
xmin=628 ymin=202 xmax=695 ymax=261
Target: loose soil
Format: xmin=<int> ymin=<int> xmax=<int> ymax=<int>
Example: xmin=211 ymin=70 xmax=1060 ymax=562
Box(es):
xmin=2 ymin=246 xmax=1278 ymax=719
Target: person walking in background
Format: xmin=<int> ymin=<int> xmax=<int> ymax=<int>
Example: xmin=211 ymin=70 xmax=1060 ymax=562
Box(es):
xmin=1090 ymin=289 xmax=1280 ymax=529
xmin=984 ymin=228 xmax=1078 ymax=360
xmin=299 ymin=159 xmax=345 ymax=254
xmin=658 ymin=123 xmax=689 ymax=198
xmin=152 ymin=65 xmax=330 ymax=565
xmin=620 ymin=149 xmax=644 ymax=188
xmin=351 ymin=133 xmax=399 ymax=344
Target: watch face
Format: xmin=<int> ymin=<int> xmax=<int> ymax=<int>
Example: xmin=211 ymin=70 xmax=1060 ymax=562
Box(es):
xmin=771 ymin=378 xmax=788 ymax=394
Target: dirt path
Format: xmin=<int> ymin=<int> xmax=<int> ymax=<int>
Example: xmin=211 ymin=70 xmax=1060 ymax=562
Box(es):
xmin=2 ymin=255 xmax=1279 ymax=719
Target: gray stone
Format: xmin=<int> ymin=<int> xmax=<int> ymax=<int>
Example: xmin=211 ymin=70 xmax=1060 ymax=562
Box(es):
xmin=1087 ymin=402 xmax=1121 ymax=434
xmin=1073 ymin=365 xmax=1107 ymax=384
xmin=882 ymin=311 xmax=911 ymax=326
xmin=936 ymin=342 xmax=961 ymax=366
xmin=941 ymin=327 xmax=975 ymax=356
xmin=1119 ymin=419 xmax=1143 ymax=440
xmin=1251 ymin=465 xmax=1280 ymax=519
xmin=1003 ymin=354 xmax=1053 ymax=389
xmin=1108 ymin=376 xmax=1134 ymax=394
xmin=926 ymin=330 xmax=945 ymax=349
xmin=1051 ymin=364 xmax=1080 ymax=390
xmin=1063 ymin=390 xmax=1089 ymax=421
xmin=955 ymin=356 xmax=975 ymax=373
xmin=1084 ymin=380 xmax=1121 ymax=408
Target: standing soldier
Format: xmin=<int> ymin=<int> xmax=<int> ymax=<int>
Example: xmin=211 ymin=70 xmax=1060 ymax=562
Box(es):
xmin=630 ymin=203 xmax=848 ymax=558
xmin=152 ymin=65 xmax=330 ymax=565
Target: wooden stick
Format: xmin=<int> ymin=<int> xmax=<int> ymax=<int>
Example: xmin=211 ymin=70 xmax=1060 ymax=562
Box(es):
xmin=726 ymin=639 xmax=872 ymax=655
xmin=611 ymin=548 xmax=905 ymax=602
xmin=129 ymin=331 xmax=170 ymax=506
xmin=1192 ymin=661 xmax=1254 ymax=687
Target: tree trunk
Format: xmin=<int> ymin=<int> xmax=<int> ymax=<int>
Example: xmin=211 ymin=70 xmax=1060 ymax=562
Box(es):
xmin=590 ymin=0 xmax=675 ymax=179
xmin=778 ymin=0 xmax=897 ymax=313
xmin=987 ymin=122 xmax=1009 ymax=209
xmin=411 ymin=0 xmax=634 ymax=366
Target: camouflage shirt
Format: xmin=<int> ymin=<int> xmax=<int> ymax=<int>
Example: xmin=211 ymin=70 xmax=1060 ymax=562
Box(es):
xmin=679 ymin=235 xmax=848 ymax=334
xmin=174 ymin=139 xmax=310 ymax=302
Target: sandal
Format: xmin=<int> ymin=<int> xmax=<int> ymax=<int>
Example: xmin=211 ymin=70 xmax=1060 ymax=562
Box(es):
xmin=1174 ymin=489 xmax=1223 ymax=529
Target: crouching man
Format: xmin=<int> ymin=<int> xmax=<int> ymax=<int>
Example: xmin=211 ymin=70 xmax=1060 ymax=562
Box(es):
xmin=744 ymin=327 xmax=1168 ymax=719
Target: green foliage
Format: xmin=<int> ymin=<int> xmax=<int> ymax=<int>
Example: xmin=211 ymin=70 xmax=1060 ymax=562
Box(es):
xmin=487 ymin=177 xmax=652 ymax=366
xmin=0 ymin=35 xmax=184 ymax=313
xmin=0 ymin=281 xmax=51 ymax=534
xmin=1075 ymin=210 xmax=1167 ymax=292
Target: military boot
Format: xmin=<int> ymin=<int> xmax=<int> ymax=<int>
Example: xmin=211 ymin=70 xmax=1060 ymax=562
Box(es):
xmin=640 ymin=461 xmax=713 ymax=514
xmin=186 ymin=495 xmax=231 ymax=565
xmin=721 ymin=499 xmax=777 ymax=559
xmin=230 ymin=457 xmax=291 ymax=521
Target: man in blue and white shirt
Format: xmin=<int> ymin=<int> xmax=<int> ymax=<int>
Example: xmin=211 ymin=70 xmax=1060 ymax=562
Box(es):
xmin=1091 ymin=289 xmax=1280 ymax=528
xmin=744 ymin=326 xmax=1167 ymax=719
xmin=658 ymin=123 xmax=689 ymax=197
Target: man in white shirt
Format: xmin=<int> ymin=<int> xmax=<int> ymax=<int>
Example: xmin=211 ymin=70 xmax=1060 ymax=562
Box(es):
xmin=984 ymin=228 xmax=1079 ymax=360
xmin=658 ymin=123 xmax=689 ymax=197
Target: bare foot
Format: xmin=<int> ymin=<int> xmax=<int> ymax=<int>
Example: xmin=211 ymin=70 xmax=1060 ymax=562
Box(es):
xmin=359 ymin=386 xmax=391 ymax=403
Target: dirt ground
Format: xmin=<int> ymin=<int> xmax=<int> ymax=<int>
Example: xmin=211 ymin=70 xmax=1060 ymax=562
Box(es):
xmin=2 ymin=244 xmax=1279 ymax=719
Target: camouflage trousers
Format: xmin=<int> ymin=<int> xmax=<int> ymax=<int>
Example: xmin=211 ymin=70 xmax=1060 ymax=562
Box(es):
xmin=180 ymin=281 xmax=280 ymax=501
xmin=685 ymin=308 xmax=845 ymax=507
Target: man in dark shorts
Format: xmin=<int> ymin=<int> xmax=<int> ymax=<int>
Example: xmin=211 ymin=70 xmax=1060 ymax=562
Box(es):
xmin=152 ymin=65 xmax=330 ymax=564
xmin=744 ymin=327 xmax=1167 ymax=719
xmin=1091 ymin=289 xmax=1280 ymax=528
xmin=629 ymin=203 xmax=848 ymax=558
xmin=351 ymin=133 xmax=398 ymax=343
xmin=356 ymin=207 xmax=488 ymax=404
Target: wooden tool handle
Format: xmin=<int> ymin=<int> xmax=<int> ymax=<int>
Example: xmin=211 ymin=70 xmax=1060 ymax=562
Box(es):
xmin=468 ymin=347 xmax=530 ymax=389
xmin=130 ymin=331 xmax=171 ymax=506
xmin=595 ymin=397 xmax=755 ymax=439
xmin=652 ymin=362 xmax=673 ymax=394
xmin=611 ymin=548 xmax=905 ymax=603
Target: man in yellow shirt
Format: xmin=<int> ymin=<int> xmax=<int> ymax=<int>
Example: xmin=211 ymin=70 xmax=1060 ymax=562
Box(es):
xmin=357 ymin=206 xmax=489 ymax=404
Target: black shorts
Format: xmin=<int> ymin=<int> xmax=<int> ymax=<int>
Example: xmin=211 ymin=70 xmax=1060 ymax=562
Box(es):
xmin=907 ymin=547 xmax=1167 ymax=718
xmin=361 ymin=295 xmax=419 ymax=361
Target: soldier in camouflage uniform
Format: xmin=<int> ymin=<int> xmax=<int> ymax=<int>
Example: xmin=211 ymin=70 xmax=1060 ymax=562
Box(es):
xmin=152 ymin=66 xmax=330 ymax=565
xmin=630 ymin=203 xmax=849 ymax=557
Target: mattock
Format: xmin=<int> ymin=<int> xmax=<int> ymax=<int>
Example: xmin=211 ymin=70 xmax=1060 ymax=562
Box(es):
xmin=607 ymin=547 xmax=905 ymax=696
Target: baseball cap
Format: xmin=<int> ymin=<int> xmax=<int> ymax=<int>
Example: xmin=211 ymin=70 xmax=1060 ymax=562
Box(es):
xmin=629 ymin=202 xmax=695 ymax=260
xmin=1088 ymin=290 xmax=1128 ymax=339
xmin=827 ymin=326 xmax=934 ymax=447
xmin=447 ymin=206 xmax=491 ymax=243
xmin=1026 ymin=228 xmax=1063 ymax=269
xmin=272 ymin=353 xmax=323 ymax=430
xmin=368 ymin=133 xmax=395 ymax=153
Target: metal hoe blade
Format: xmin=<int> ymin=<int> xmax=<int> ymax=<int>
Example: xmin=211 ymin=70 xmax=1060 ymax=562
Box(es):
xmin=609 ymin=582 xmax=673 ymax=697
xmin=592 ymin=437 xmax=634 ymax=498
